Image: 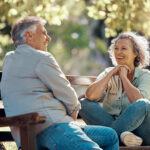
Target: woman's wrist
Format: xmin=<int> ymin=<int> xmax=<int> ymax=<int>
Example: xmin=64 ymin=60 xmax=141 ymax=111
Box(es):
xmin=120 ymin=74 xmax=128 ymax=83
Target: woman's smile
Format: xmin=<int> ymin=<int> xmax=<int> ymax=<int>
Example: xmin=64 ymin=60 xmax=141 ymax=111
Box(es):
xmin=114 ymin=39 xmax=137 ymax=70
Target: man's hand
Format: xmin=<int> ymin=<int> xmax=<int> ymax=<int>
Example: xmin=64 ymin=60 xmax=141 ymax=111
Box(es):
xmin=71 ymin=111 xmax=78 ymax=120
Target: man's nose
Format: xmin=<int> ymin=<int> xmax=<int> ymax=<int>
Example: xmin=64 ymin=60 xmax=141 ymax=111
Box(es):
xmin=47 ymin=35 xmax=51 ymax=42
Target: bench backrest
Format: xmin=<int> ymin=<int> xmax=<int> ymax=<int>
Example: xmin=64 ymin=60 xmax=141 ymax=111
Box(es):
xmin=66 ymin=75 xmax=96 ymax=86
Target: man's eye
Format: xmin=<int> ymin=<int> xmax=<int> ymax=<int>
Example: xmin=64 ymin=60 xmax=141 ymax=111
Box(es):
xmin=122 ymin=47 xmax=126 ymax=50
xmin=114 ymin=48 xmax=118 ymax=50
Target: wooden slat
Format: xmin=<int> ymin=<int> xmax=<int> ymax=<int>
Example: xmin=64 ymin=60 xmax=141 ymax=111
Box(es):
xmin=0 ymin=132 xmax=13 ymax=141
xmin=66 ymin=75 xmax=96 ymax=86
xmin=120 ymin=146 xmax=150 ymax=150
xmin=0 ymin=109 xmax=5 ymax=117
xmin=20 ymin=125 xmax=37 ymax=150
xmin=0 ymin=112 xmax=46 ymax=127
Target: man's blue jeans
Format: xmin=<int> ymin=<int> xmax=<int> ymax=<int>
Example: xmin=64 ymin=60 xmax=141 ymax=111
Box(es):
xmin=79 ymin=98 xmax=150 ymax=145
xmin=36 ymin=122 xmax=119 ymax=150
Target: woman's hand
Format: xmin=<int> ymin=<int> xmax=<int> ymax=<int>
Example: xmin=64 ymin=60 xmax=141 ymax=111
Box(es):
xmin=118 ymin=65 xmax=131 ymax=80
xmin=86 ymin=65 xmax=125 ymax=100
xmin=117 ymin=65 xmax=143 ymax=102
xmin=111 ymin=65 xmax=130 ymax=77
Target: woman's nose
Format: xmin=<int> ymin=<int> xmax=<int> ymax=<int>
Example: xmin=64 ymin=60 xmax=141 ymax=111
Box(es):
xmin=116 ymin=48 xmax=122 ymax=54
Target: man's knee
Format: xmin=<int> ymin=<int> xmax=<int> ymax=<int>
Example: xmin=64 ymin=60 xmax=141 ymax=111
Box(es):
xmin=80 ymin=98 xmax=98 ymax=107
xmin=80 ymin=98 xmax=89 ymax=106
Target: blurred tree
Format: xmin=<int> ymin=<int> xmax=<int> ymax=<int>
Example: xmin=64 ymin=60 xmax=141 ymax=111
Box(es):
xmin=1 ymin=0 xmax=150 ymax=43
xmin=0 ymin=0 xmax=80 ymax=47
xmin=0 ymin=0 xmax=87 ymax=68
xmin=86 ymin=0 xmax=150 ymax=38
xmin=0 ymin=0 xmax=150 ymax=73
xmin=1 ymin=0 xmax=102 ymax=75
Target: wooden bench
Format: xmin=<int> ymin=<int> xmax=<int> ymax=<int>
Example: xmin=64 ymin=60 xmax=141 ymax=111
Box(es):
xmin=0 ymin=71 xmax=149 ymax=150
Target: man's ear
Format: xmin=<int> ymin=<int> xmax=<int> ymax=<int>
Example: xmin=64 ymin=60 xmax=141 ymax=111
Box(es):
xmin=25 ymin=31 xmax=32 ymax=40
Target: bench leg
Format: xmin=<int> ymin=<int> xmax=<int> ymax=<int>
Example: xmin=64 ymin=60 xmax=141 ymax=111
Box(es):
xmin=20 ymin=125 xmax=37 ymax=150
xmin=0 ymin=143 xmax=6 ymax=150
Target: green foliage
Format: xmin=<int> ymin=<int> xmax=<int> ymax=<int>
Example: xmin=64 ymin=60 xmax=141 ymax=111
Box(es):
xmin=1 ymin=0 xmax=150 ymax=46
xmin=0 ymin=34 xmax=10 ymax=47
xmin=45 ymin=20 xmax=92 ymax=73
xmin=87 ymin=0 xmax=150 ymax=38
xmin=95 ymin=38 xmax=107 ymax=53
xmin=0 ymin=0 xmax=90 ymax=72
xmin=1 ymin=0 xmax=150 ymax=74
xmin=0 ymin=0 xmax=87 ymax=51
xmin=49 ymin=39 xmax=69 ymax=68
xmin=1 ymin=0 xmax=150 ymax=41
xmin=62 ymin=22 xmax=90 ymax=49
xmin=0 ymin=0 xmax=85 ymax=27
xmin=0 ymin=0 xmax=69 ymax=26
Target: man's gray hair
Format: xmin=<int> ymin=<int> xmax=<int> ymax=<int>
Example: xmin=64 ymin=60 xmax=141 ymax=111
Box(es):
xmin=11 ymin=16 xmax=47 ymax=47
xmin=108 ymin=32 xmax=150 ymax=68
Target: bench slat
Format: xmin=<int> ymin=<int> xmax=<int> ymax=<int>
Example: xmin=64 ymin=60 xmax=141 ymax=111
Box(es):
xmin=0 ymin=112 xmax=46 ymax=127
xmin=120 ymin=146 xmax=150 ymax=150
xmin=0 ymin=109 xmax=5 ymax=117
xmin=0 ymin=132 xmax=13 ymax=141
xmin=66 ymin=75 xmax=96 ymax=86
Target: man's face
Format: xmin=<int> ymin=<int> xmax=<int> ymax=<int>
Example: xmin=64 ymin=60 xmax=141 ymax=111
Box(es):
xmin=28 ymin=23 xmax=51 ymax=51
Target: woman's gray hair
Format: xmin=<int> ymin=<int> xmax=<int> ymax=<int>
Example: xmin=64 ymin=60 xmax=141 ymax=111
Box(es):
xmin=11 ymin=16 xmax=47 ymax=47
xmin=108 ymin=32 xmax=150 ymax=68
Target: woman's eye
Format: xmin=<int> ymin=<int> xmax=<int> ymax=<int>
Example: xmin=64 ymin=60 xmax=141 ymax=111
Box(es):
xmin=114 ymin=47 xmax=118 ymax=50
xmin=122 ymin=47 xmax=126 ymax=50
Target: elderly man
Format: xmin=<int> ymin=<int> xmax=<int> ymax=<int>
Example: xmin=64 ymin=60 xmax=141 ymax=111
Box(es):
xmin=1 ymin=16 xmax=119 ymax=150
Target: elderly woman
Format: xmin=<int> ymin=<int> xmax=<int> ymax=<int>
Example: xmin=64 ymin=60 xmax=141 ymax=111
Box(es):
xmin=79 ymin=32 xmax=150 ymax=146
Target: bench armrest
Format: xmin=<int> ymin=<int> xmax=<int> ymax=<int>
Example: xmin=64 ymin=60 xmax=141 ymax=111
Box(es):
xmin=0 ymin=112 xmax=46 ymax=127
xmin=66 ymin=75 xmax=96 ymax=86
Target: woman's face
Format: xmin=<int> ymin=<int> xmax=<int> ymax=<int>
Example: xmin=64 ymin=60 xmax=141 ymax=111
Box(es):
xmin=114 ymin=38 xmax=137 ymax=69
